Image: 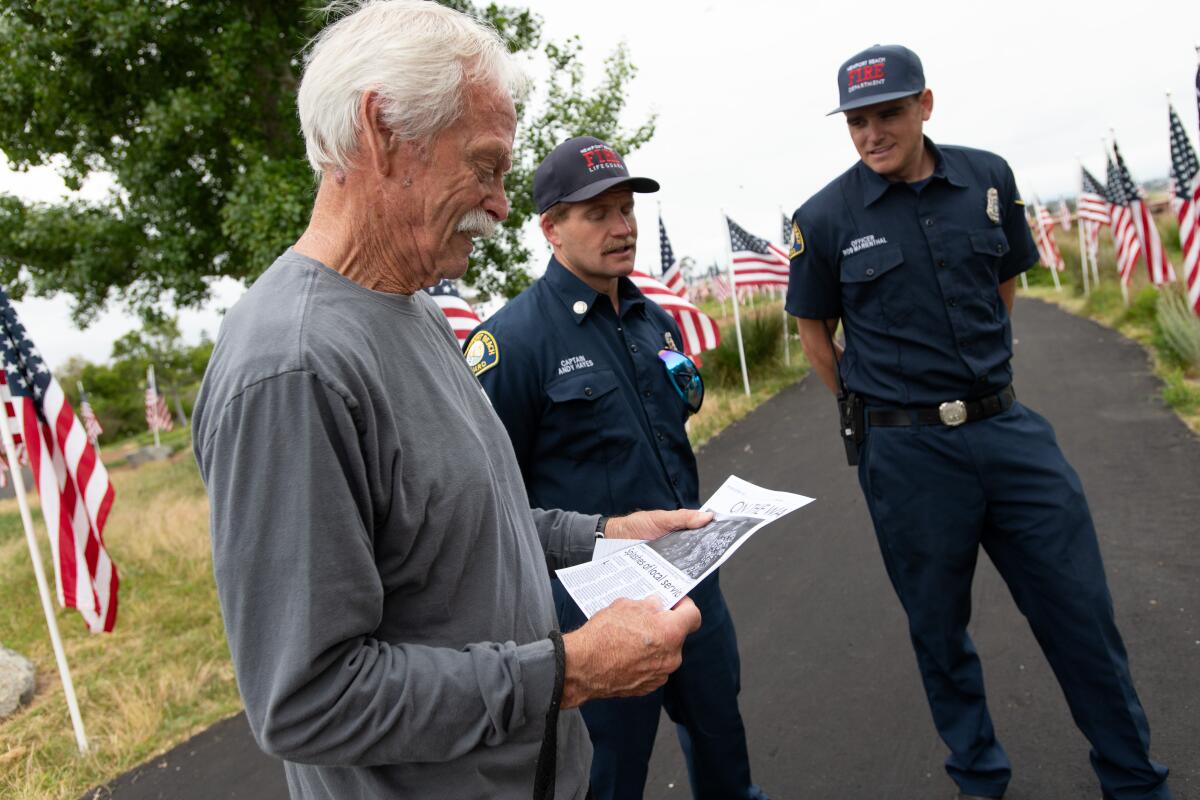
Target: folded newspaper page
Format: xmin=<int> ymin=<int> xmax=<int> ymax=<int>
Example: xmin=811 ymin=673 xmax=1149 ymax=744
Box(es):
xmin=556 ymin=475 xmax=815 ymax=618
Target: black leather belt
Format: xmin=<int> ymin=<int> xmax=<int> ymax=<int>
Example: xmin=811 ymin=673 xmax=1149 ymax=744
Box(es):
xmin=867 ymin=385 xmax=1015 ymax=428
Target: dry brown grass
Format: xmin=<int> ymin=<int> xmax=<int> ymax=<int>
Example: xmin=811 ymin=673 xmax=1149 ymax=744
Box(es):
xmin=0 ymin=451 xmax=239 ymax=800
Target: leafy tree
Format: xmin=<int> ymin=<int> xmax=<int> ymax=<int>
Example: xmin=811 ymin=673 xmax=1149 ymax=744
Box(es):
xmin=59 ymin=316 xmax=214 ymax=439
xmin=0 ymin=1 xmax=653 ymax=322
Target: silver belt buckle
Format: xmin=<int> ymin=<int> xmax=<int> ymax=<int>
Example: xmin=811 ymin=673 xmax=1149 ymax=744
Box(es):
xmin=938 ymin=400 xmax=968 ymax=426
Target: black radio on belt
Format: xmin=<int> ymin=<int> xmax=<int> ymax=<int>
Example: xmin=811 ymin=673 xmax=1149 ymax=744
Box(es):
xmin=824 ymin=322 xmax=864 ymax=466
xmin=837 ymin=390 xmax=865 ymax=466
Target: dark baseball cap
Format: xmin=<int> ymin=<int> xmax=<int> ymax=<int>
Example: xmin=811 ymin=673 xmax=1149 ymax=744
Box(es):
xmin=533 ymin=136 xmax=659 ymax=214
xmin=828 ymin=44 xmax=925 ymax=115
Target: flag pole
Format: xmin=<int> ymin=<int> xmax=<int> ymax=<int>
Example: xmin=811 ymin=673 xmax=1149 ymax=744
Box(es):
xmin=779 ymin=207 xmax=791 ymax=366
xmin=1033 ymin=196 xmax=1062 ymax=291
xmin=721 ymin=211 xmax=751 ymax=396
xmin=0 ymin=411 xmax=90 ymax=754
xmin=1104 ymin=135 xmax=1131 ymax=306
xmin=147 ymin=364 xmax=161 ymax=449
xmin=1075 ymin=162 xmax=1091 ymax=297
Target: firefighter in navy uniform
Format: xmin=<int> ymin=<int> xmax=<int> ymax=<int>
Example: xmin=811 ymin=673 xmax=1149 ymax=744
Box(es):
xmin=467 ymin=137 xmax=765 ymax=800
xmin=786 ymin=45 xmax=1172 ymax=800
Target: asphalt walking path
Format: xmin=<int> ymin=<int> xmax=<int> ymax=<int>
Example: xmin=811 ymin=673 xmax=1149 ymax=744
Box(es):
xmin=87 ymin=297 xmax=1199 ymax=800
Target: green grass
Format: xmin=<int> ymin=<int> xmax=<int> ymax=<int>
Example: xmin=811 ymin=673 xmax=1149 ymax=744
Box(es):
xmin=0 ymin=453 xmax=240 ymax=800
xmin=687 ymin=300 xmax=809 ymax=448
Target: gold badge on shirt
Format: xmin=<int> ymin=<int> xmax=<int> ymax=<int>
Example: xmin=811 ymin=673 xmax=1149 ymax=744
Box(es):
xmin=789 ymin=221 xmax=805 ymax=258
xmin=986 ymin=188 xmax=1001 ymax=224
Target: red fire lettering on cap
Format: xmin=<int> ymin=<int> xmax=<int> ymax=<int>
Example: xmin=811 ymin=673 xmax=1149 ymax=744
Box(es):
xmin=598 ymin=147 xmax=620 ymax=166
xmin=581 ymin=151 xmax=597 ymax=168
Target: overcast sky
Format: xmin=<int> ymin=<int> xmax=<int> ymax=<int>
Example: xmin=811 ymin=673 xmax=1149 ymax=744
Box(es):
xmin=5 ymin=0 xmax=1199 ymax=369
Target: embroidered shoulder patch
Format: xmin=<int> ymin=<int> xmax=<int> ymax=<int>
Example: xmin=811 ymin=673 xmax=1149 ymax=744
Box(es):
xmin=464 ymin=330 xmax=499 ymax=377
xmin=790 ymin=221 xmax=806 ymax=258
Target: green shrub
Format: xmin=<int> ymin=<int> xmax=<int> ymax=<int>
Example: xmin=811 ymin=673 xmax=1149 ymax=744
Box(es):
xmin=1155 ymin=285 xmax=1200 ymax=372
xmin=1162 ymin=368 xmax=1200 ymax=415
xmin=1121 ymin=286 xmax=1160 ymax=328
xmin=705 ymin=307 xmax=787 ymax=390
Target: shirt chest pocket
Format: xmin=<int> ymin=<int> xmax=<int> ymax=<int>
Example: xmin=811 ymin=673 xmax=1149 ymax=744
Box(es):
xmin=544 ymin=368 xmax=639 ymax=462
xmin=839 ymin=243 xmax=912 ymax=326
xmin=968 ymin=228 xmax=1010 ymax=270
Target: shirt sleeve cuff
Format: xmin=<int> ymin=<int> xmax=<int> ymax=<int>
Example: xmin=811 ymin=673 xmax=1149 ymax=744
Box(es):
xmin=516 ymin=637 xmax=559 ymax=724
xmin=565 ymin=513 xmax=601 ymax=566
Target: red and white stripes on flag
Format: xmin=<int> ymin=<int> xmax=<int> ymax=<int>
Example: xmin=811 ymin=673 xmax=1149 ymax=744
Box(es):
xmin=1078 ymin=167 xmax=1109 ymax=266
xmin=1112 ymin=140 xmax=1175 ymax=286
xmin=77 ymin=383 xmax=103 ymax=445
xmin=1105 ymin=154 xmax=1145 ymax=286
xmin=145 ymin=387 xmax=173 ymax=433
xmin=629 ymin=271 xmax=721 ymax=356
xmin=1 ymin=290 xmax=118 ymax=632
xmin=725 ymin=216 xmax=790 ymax=287
xmin=658 ymin=217 xmax=687 ymax=298
xmin=709 ymin=274 xmax=732 ymax=302
xmin=1057 ymin=200 xmax=1072 ymax=232
xmin=1169 ymin=100 xmax=1200 ymax=315
xmin=1030 ymin=203 xmax=1064 ymax=271
xmin=424 ymin=279 xmax=482 ymax=343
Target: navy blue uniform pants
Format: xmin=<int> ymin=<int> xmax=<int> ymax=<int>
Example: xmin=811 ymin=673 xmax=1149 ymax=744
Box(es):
xmin=553 ymin=572 xmax=765 ymax=800
xmin=858 ymin=402 xmax=1170 ymax=799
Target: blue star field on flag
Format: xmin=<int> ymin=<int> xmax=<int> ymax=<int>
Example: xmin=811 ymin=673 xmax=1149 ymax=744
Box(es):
xmin=659 ymin=217 xmax=676 ymax=275
xmin=1170 ymin=103 xmax=1199 ymax=196
xmin=726 ymin=217 xmax=773 ymax=255
xmin=1 ymin=289 xmax=51 ymax=415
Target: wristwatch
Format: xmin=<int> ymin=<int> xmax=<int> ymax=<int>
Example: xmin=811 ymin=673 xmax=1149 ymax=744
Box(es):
xmin=595 ymin=516 xmax=608 ymax=539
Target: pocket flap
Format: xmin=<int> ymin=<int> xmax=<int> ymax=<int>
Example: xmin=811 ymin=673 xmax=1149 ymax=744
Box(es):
xmin=969 ymin=228 xmax=1011 ymax=257
xmin=546 ymin=368 xmax=620 ymax=403
xmin=840 ymin=244 xmax=904 ymax=283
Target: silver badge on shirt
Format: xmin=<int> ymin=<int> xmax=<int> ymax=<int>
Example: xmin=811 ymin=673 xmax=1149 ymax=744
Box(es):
xmin=986 ymin=188 xmax=1001 ymax=224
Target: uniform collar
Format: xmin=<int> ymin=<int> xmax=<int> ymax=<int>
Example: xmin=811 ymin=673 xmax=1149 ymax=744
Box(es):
xmin=543 ymin=256 xmax=645 ymax=325
xmin=858 ymin=137 xmax=968 ymax=207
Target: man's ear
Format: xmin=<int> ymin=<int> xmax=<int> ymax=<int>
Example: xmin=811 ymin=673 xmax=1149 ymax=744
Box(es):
xmin=919 ymin=88 xmax=934 ymax=122
xmin=358 ymin=90 xmax=397 ymax=177
xmin=540 ymin=212 xmax=562 ymax=247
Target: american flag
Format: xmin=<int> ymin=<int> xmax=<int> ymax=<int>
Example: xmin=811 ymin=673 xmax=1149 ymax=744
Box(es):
xmin=1105 ymin=153 xmax=1144 ymax=286
xmin=709 ymin=272 xmax=732 ymax=302
xmin=1029 ymin=202 xmax=1064 ymax=271
xmin=1078 ymin=167 xmax=1108 ymax=266
xmin=145 ymin=387 xmax=173 ymax=433
xmin=424 ymin=279 xmax=481 ymax=344
xmin=781 ymin=213 xmax=792 ymax=249
xmin=726 ymin=216 xmax=789 ymax=287
xmin=1 ymin=288 xmax=118 ymax=632
xmin=1057 ymin=199 xmax=1073 ymax=232
xmin=1169 ymin=100 xmax=1200 ymax=315
xmin=629 ymin=271 xmax=721 ymax=356
xmin=1112 ymin=139 xmax=1175 ymax=285
xmin=77 ymin=382 xmax=103 ymax=446
xmin=658 ymin=217 xmax=686 ymax=298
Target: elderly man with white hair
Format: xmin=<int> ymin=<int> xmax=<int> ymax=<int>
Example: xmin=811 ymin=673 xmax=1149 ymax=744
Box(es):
xmin=192 ymin=3 xmax=706 ymax=799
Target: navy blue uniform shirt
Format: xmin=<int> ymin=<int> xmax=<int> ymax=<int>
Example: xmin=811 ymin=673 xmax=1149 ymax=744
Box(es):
xmin=469 ymin=257 xmax=698 ymax=516
xmin=785 ymin=139 xmax=1039 ymax=407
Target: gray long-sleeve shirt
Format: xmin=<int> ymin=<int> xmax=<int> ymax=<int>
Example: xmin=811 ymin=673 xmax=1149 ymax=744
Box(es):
xmin=192 ymin=250 xmax=594 ymax=799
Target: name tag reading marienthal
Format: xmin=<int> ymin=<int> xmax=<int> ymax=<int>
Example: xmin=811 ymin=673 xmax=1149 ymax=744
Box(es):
xmin=556 ymin=476 xmax=815 ymax=618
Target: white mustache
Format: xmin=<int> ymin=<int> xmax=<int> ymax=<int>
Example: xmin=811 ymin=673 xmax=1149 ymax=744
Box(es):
xmin=456 ymin=209 xmax=498 ymax=238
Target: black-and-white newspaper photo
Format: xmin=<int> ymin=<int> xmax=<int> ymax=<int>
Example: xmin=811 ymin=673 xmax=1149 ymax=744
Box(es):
xmin=557 ymin=475 xmax=815 ymax=618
